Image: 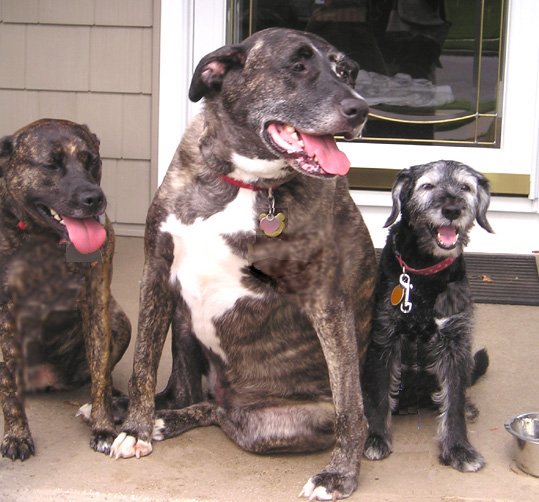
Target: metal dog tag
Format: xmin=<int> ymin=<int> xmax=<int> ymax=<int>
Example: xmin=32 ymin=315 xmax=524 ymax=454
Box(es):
xmin=259 ymin=212 xmax=286 ymax=237
xmin=390 ymin=285 xmax=405 ymax=306
xmin=399 ymin=271 xmax=413 ymax=314
xmin=259 ymin=188 xmax=286 ymax=237
xmin=66 ymin=243 xmax=102 ymax=263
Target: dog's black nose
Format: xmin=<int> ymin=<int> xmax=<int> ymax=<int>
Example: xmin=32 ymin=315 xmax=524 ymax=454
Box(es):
xmin=442 ymin=206 xmax=461 ymax=221
xmin=340 ymin=97 xmax=369 ymax=123
xmin=79 ymin=188 xmax=105 ymax=211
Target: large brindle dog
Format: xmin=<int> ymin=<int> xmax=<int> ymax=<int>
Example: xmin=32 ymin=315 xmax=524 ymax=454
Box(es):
xmin=362 ymin=160 xmax=492 ymax=473
xmin=0 ymin=119 xmax=130 ymax=460
xmin=110 ymin=28 xmax=376 ymax=500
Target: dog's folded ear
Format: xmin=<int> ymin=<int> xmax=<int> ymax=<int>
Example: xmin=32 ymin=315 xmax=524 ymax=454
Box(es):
xmin=384 ymin=168 xmax=411 ymax=228
xmin=189 ymin=45 xmax=247 ymax=102
xmin=476 ymin=176 xmax=494 ymax=233
xmin=0 ymin=135 xmax=14 ymax=177
xmin=79 ymin=124 xmax=101 ymax=150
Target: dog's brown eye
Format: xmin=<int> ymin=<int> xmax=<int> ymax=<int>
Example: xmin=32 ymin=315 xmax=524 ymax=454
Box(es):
xmin=421 ymin=183 xmax=434 ymax=190
xmin=293 ymin=63 xmax=306 ymax=72
xmin=461 ymin=184 xmax=471 ymax=192
xmin=77 ymin=151 xmax=99 ymax=173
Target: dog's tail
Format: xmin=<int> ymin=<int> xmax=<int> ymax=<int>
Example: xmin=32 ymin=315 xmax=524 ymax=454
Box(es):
xmin=471 ymin=348 xmax=489 ymax=385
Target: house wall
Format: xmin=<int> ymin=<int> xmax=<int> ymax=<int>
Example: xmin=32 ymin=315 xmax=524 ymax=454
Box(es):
xmin=0 ymin=0 xmax=156 ymax=236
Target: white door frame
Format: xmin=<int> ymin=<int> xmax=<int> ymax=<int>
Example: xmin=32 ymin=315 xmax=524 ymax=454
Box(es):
xmin=157 ymin=0 xmax=226 ymax=184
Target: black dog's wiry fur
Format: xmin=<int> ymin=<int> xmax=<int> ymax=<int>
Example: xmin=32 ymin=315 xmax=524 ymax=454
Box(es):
xmin=108 ymin=28 xmax=376 ymax=500
xmin=362 ymin=160 xmax=493 ymax=473
xmin=0 ymin=119 xmax=130 ymax=460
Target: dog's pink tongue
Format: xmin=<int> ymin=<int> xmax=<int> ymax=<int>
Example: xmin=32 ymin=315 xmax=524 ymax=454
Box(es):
xmin=437 ymin=225 xmax=458 ymax=247
xmin=299 ymin=132 xmax=351 ymax=176
xmin=62 ymin=216 xmax=106 ymax=254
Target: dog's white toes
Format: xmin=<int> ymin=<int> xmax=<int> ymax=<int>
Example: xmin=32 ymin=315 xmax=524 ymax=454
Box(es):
xmin=459 ymin=455 xmax=485 ymax=473
xmin=152 ymin=418 xmax=165 ymax=441
xmin=298 ymin=479 xmax=332 ymax=501
xmin=364 ymin=444 xmax=390 ymax=460
xmin=442 ymin=444 xmax=485 ymax=473
xmin=76 ymin=403 xmax=92 ymax=422
xmin=363 ymin=446 xmax=380 ymax=460
xmin=110 ymin=432 xmax=133 ymax=459
xmin=134 ymin=439 xmax=152 ymax=458
xmin=299 ymin=478 xmax=315 ymax=498
xmin=110 ymin=433 xmax=152 ymax=459
xmin=363 ymin=434 xmax=392 ymax=461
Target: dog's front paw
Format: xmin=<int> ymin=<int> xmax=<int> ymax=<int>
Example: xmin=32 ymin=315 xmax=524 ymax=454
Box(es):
xmin=90 ymin=429 xmax=116 ymax=455
xmin=110 ymin=432 xmax=153 ymax=459
xmin=363 ymin=433 xmax=392 ymax=461
xmin=299 ymin=472 xmax=357 ymax=500
xmin=440 ymin=443 xmax=485 ymax=472
xmin=77 ymin=404 xmax=119 ymax=455
xmin=1 ymin=433 xmax=35 ymax=461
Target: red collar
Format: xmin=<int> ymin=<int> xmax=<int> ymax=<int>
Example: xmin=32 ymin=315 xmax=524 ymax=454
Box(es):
xmin=17 ymin=220 xmax=27 ymax=230
xmin=395 ymin=253 xmax=455 ymax=275
xmin=220 ymin=175 xmax=263 ymax=191
xmin=220 ymin=175 xmax=288 ymax=192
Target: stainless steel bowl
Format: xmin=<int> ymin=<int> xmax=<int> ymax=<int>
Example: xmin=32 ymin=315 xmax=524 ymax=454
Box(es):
xmin=505 ymin=412 xmax=539 ymax=477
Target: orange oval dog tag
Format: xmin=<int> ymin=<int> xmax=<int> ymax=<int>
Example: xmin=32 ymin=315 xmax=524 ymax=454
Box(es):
xmin=391 ymin=285 xmax=404 ymax=306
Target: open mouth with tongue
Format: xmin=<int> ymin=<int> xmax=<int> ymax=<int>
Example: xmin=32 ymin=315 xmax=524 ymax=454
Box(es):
xmin=37 ymin=204 xmax=107 ymax=254
xmin=434 ymin=225 xmax=460 ymax=250
xmin=265 ymin=122 xmax=351 ymax=177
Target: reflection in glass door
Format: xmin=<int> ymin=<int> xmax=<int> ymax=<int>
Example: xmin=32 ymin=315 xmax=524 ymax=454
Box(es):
xmin=228 ymin=0 xmax=506 ymax=148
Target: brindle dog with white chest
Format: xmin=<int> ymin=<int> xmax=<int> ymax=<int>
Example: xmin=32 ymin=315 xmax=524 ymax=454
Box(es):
xmin=110 ymin=28 xmax=376 ymax=499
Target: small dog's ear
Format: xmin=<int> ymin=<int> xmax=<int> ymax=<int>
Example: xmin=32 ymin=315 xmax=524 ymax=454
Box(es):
xmin=0 ymin=135 xmax=14 ymax=177
xmin=476 ymin=175 xmax=494 ymax=233
xmin=384 ymin=168 xmax=411 ymax=228
xmin=189 ymin=45 xmax=247 ymax=102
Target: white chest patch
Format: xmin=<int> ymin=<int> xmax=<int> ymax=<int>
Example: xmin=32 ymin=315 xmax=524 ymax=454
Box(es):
xmin=160 ymin=190 xmax=260 ymax=361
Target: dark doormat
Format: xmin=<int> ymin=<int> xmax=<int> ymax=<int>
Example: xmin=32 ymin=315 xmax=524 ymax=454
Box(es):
xmin=465 ymin=253 xmax=539 ymax=306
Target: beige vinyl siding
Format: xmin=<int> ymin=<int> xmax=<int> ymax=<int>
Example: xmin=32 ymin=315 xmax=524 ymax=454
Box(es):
xmin=0 ymin=0 xmax=156 ymax=235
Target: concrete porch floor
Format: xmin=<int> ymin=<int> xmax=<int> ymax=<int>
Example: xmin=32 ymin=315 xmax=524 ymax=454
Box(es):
xmin=1 ymin=236 xmax=538 ymax=501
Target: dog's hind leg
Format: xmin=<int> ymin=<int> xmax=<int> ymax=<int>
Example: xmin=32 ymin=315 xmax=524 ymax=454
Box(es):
xmin=153 ymin=400 xmax=335 ymax=453
xmin=429 ymin=313 xmax=485 ymax=472
xmin=155 ymin=303 xmax=206 ymax=410
xmin=0 ymin=307 xmax=35 ymax=460
xmin=151 ymin=402 xmax=217 ymax=442
xmin=220 ymin=401 xmax=335 ymax=455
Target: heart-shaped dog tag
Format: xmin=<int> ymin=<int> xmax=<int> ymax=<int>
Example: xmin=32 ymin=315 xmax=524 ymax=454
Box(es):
xmin=259 ymin=212 xmax=286 ymax=237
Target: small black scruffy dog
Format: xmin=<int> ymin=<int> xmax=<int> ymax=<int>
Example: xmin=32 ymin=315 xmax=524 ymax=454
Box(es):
xmin=362 ymin=160 xmax=493 ymax=473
